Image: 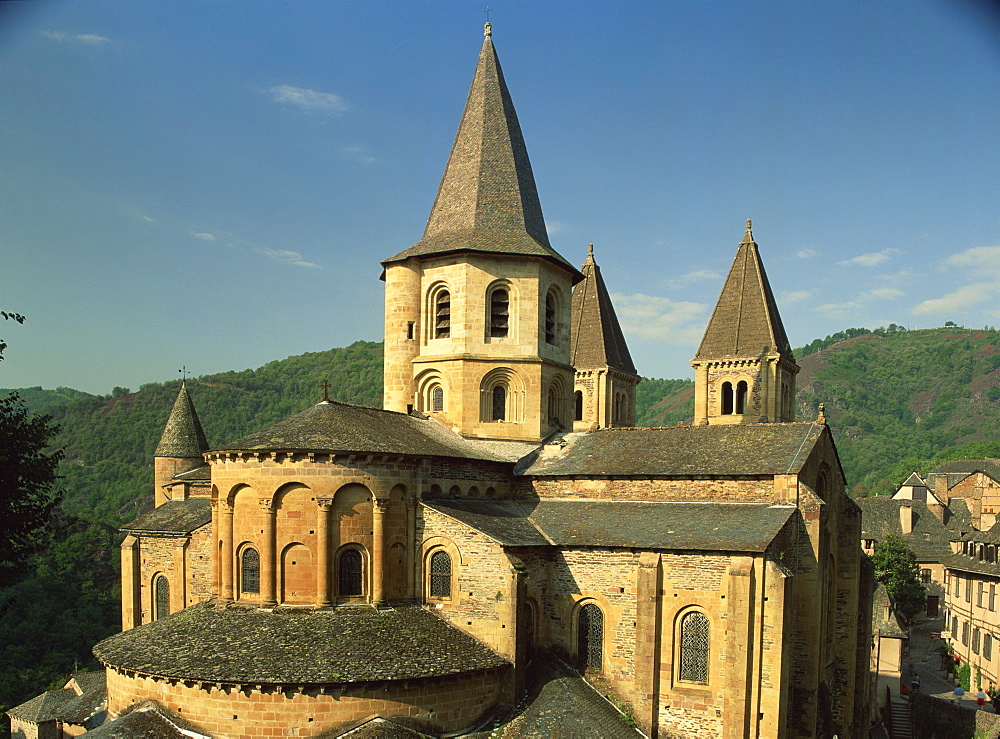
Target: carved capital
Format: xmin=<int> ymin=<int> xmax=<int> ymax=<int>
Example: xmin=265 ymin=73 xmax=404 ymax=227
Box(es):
xmin=258 ymin=498 xmax=276 ymax=513
xmin=373 ymin=498 xmax=390 ymax=514
xmin=316 ymin=497 xmax=334 ymax=511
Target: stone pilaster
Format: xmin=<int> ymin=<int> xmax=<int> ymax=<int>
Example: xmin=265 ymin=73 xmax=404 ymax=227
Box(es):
xmin=120 ymin=535 xmax=141 ymax=631
xmin=635 ymin=552 xmax=662 ymax=737
xmin=220 ymin=503 xmax=234 ymax=601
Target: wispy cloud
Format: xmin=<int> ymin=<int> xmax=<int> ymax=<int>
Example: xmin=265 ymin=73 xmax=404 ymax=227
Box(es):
xmin=796 ymin=248 xmax=817 ymax=259
xmin=139 ymin=215 xmax=155 ymax=224
xmin=913 ymin=282 xmax=995 ymax=315
xmin=838 ymin=248 xmax=901 ymax=267
xmin=665 ymin=269 xmax=723 ymax=289
xmin=780 ymin=289 xmax=814 ymax=305
xmin=545 ymin=220 xmax=569 ymax=235
xmin=257 ymin=248 xmax=321 ymax=269
xmin=946 ymin=245 xmax=1000 ymax=277
xmin=611 ymin=293 xmax=707 ymax=343
xmin=867 ymin=287 xmax=904 ymax=300
xmin=341 ymin=145 xmax=375 ymax=165
xmin=815 ymin=300 xmax=863 ymax=317
xmin=267 ymin=85 xmax=349 ymax=115
xmin=191 ymin=232 xmax=218 ymax=242
xmin=42 ymin=31 xmax=111 ymax=45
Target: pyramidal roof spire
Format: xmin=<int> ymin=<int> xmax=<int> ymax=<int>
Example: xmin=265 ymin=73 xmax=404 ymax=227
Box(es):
xmin=695 ymin=220 xmax=794 ymax=360
xmin=571 ymin=244 xmax=637 ymax=374
xmin=155 ymin=380 xmax=209 ymax=458
xmin=383 ymin=25 xmax=577 ymax=275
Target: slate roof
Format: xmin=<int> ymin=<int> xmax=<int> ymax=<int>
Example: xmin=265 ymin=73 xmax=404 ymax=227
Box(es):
xmin=121 ymin=499 xmax=211 ymax=534
xmin=932 ymin=459 xmax=1000 ymax=482
xmin=173 ymin=464 xmax=210 ymax=481
xmin=212 ymin=401 xmax=511 ymax=463
xmin=7 ymin=671 xmax=106 ymax=725
xmin=695 ymin=221 xmax=795 ymax=361
xmin=570 ymin=244 xmax=637 ymax=375
xmin=520 ymin=422 xmax=825 ymax=477
xmin=94 ymin=603 xmax=508 ymax=684
xmin=900 ymin=472 xmax=928 ymax=488
xmin=947 ymin=497 xmax=973 ymax=532
xmin=6 ymin=689 xmax=75 ymax=722
xmin=940 ymin=553 xmax=1000 ymax=579
xmin=381 ymin=29 xmax=578 ymax=278
xmin=424 ymin=499 xmax=795 ymax=552
xmin=154 ymin=382 xmax=209 ymax=458
xmin=855 ymin=498 xmax=953 ymax=562
xmin=872 ymin=583 xmax=908 ymax=639
xmin=85 ymin=701 xmax=207 ymax=738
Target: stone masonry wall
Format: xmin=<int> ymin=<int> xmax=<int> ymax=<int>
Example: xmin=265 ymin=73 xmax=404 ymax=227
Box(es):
xmin=530 ymin=476 xmax=775 ymax=503
xmin=105 ymin=666 xmax=506 ymax=738
xmin=417 ymin=506 xmax=515 ymax=659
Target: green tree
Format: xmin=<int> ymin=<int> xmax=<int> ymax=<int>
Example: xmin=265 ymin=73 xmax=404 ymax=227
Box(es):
xmin=0 ymin=393 xmax=64 ymax=587
xmin=871 ymin=534 xmax=925 ymax=624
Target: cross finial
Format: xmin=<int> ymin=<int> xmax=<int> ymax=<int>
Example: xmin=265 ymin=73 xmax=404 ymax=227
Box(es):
xmin=321 ymin=380 xmax=331 ymax=402
xmin=484 ymin=6 xmax=492 ymax=22
xmin=178 ymin=365 xmax=188 ymax=384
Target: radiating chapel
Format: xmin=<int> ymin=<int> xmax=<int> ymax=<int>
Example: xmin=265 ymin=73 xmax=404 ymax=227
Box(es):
xmin=90 ymin=25 xmax=871 ymax=739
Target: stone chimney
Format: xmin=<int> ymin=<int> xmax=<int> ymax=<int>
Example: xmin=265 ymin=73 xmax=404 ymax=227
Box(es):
xmin=927 ymin=498 xmax=948 ymax=524
xmin=899 ymin=502 xmax=913 ymax=535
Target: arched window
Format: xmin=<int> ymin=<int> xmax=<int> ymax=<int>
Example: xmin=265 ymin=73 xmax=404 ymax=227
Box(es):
xmin=721 ymin=382 xmax=734 ymax=415
xmin=574 ymin=390 xmax=583 ymax=421
xmin=431 ymin=385 xmax=444 ymax=412
xmin=154 ymin=575 xmax=170 ymax=621
xmin=490 ymin=288 xmax=509 ymax=338
xmin=735 ymin=380 xmax=748 ymax=414
xmin=241 ymin=548 xmax=260 ymax=594
xmin=339 ymin=549 xmax=363 ymax=597
xmin=429 ymin=550 xmax=452 ymax=598
xmin=492 ymin=385 xmax=506 ymax=421
xmin=678 ymin=611 xmax=710 ymax=683
xmin=578 ymin=602 xmax=603 ymax=671
xmin=434 ymin=290 xmax=451 ymax=339
xmin=545 ymin=293 xmax=556 ymax=344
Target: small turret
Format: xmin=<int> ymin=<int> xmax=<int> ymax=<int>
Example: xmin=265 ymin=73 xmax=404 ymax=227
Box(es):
xmin=153 ymin=381 xmax=209 ymax=505
xmin=571 ymin=244 xmax=640 ymax=429
xmin=691 ymin=220 xmax=799 ymax=425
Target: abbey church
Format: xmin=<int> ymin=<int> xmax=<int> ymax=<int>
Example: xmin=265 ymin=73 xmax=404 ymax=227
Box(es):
xmin=20 ymin=24 xmax=871 ymax=739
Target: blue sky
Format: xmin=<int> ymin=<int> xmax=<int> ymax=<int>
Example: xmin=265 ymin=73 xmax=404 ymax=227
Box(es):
xmin=1 ymin=0 xmax=997 ymax=396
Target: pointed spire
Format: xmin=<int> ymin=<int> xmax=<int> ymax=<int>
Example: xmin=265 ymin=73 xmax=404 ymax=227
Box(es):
xmin=382 ymin=28 xmax=578 ymax=276
xmin=154 ymin=381 xmax=209 ymax=458
xmin=695 ymin=220 xmax=794 ymax=360
xmin=571 ymin=244 xmax=637 ymax=374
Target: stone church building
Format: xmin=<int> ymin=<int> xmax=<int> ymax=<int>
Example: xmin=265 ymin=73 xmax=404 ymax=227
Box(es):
xmin=87 ymin=25 xmax=870 ymax=739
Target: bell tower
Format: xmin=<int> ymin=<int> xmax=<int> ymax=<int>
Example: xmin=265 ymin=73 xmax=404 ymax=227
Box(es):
xmin=381 ymin=24 xmax=581 ymax=442
xmin=691 ymin=220 xmax=798 ymax=425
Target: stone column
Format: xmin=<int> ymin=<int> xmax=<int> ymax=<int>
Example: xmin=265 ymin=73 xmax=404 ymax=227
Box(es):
xmin=405 ymin=498 xmax=417 ymax=601
xmin=316 ymin=498 xmax=333 ymax=607
xmin=172 ymin=539 xmax=189 ymax=613
xmin=371 ymin=498 xmax=388 ymax=605
xmin=260 ymin=499 xmax=278 ymax=607
xmin=220 ymin=502 xmax=234 ymax=601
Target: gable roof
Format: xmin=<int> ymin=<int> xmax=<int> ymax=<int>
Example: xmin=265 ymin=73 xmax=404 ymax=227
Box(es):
xmin=94 ymin=603 xmax=508 ymax=684
xmin=381 ymin=28 xmax=577 ymax=277
xmin=932 ymin=459 xmax=1000 ymax=483
xmin=154 ymin=382 xmax=209 ymax=458
xmin=211 ymin=401 xmax=512 ymax=463
xmin=520 ymin=422 xmax=825 ymax=477
xmin=570 ymin=244 xmax=637 ymax=375
xmin=122 ymin=499 xmax=211 ymax=534
xmin=423 ymin=499 xmax=795 ymax=552
xmin=695 ymin=220 xmax=795 ymax=362
xmin=855 ymin=497 xmax=953 ymax=562
xmin=6 ymin=671 xmax=106 ymax=725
